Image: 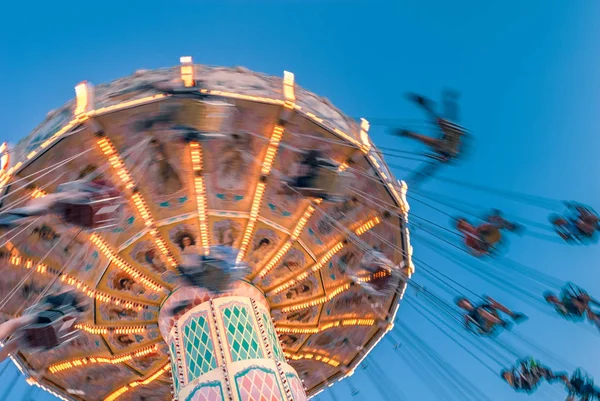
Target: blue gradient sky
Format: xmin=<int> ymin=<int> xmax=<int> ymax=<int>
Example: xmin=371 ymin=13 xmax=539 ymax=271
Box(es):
xmin=2 ymin=1 xmax=600 ymax=400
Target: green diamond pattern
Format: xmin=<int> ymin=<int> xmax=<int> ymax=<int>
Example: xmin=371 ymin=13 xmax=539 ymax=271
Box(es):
xmin=222 ymin=304 xmax=264 ymax=362
xmin=263 ymin=312 xmax=284 ymax=362
xmin=183 ymin=314 xmax=217 ymax=381
xmin=170 ymin=341 xmax=180 ymax=393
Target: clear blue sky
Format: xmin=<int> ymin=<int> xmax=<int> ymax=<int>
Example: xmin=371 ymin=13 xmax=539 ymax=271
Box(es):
xmin=2 ymin=1 xmax=600 ymax=400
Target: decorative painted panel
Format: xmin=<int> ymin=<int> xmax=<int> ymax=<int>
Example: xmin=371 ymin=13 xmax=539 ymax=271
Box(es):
xmin=182 ymin=312 xmax=218 ymax=381
xmin=221 ymin=302 xmax=264 ymax=362
xmin=235 ymin=366 xmax=284 ymax=401
xmin=185 ymin=380 xmax=225 ymax=401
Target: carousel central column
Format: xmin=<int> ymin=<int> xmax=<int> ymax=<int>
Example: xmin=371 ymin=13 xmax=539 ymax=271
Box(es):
xmin=158 ymin=282 xmax=308 ymax=401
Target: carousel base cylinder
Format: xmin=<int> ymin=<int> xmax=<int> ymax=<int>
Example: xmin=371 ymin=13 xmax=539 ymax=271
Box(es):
xmin=159 ymin=284 xmax=308 ymax=401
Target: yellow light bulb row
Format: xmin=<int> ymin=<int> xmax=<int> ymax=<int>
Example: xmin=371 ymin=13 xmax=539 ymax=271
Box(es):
xmin=59 ymin=274 xmax=144 ymax=311
xmin=74 ymin=324 xmax=147 ymax=336
xmin=96 ymin=137 xmax=176 ymax=267
xmin=291 ymin=204 xmax=316 ymax=240
xmin=257 ymin=202 xmax=317 ymax=279
xmin=7 ymin=253 xmax=146 ymax=310
xmin=189 ymin=142 xmax=210 ymax=255
xmin=359 ymin=118 xmax=371 ymax=154
xmin=0 ymin=156 xmax=26 ymax=191
xmin=135 ymin=362 xmax=171 ymax=385
xmin=2 ymin=92 xmax=166 ymax=194
xmin=48 ymin=344 xmax=158 ymax=373
xmin=131 ymin=193 xmax=152 ymax=226
xmin=300 ymin=111 xmax=362 ymax=150
xmin=104 ymin=387 xmax=129 ymax=401
xmin=278 ymin=264 xmax=396 ymax=313
xmin=269 ymin=215 xmax=381 ymax=295
xmin=283 ymin=352 xmax=340 ymax=368
xmin=26 ymin=158 xmax=162 ymax=296
xmin=24 ymin=190 xmax=163 ymax=294
xmin=103 ymin=363 xmax=170 ymax=401
xmin=199 ymin=89 xmax=284 ymax=106
xmin=354 ymin=216 xmax=381 ymax=236
xmin=89 ymin=234 xmax=163 ymax=292
xmin=238 ymin=181 xmax=265 ymax=262
xmin=30 ymin=188 xmax=47 ymax=198
xmin=9 ymin=255 xmax=48 ymax=274
xmin=352 ymin=268 xmax=392 ymax=285
xmin=238 ymin=125 xmax=284 ymax=262
xmin=97 ymin=138 xmax=134 ymax=190
xmin=149 ymin=228 xmax=176 ymax=267
xmin=90 ymin=95 xmax=168 ymax=118
xmin=115 ymin=326 xmax=147 ymax=334
xmin=271 ymin=242 xmax=345 ymax=295
xmin=261 ymin=126 xmax=284 ymax=175
xmin=258 ymin=242 xmax=292 ymax=280
xmin=275 ymin=319 xmax=376 ymax=334
xmin=279 ymin=282 xmax=351 ymax=313
xmin=197 ymin=82 xmax=370 ymax=156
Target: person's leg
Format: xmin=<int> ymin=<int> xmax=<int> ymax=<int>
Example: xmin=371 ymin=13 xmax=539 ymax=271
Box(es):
xmin=545 ymin=295 xmax=563 ymax=310
xmin=486 ymin=297 xmax=516 ymax=317
xmin=571 ymin=298 xmax=591 ymax=315
xmin=0 ymin=315 xmax=35 ymax=363
xmin=486 ymin=297 xmax=526 ymax=321
xmin=478 ymin=309 xmax=504 ymax=326
xmin=0 ymin=315 xmax=35 ymax=341
xmin=583 ymin=309 xmax=600 ymax=328
xmin=398 ymin=130 xmax=443 ymax=149
xmin=0 ymin=338 xmax=20 ymax=363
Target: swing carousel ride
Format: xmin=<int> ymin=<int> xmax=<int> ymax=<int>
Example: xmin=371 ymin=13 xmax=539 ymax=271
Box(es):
xmin=2 ymin=55 xmax=600 ymax=401
xmin=0 ymin=58 xmax=412 ymax=401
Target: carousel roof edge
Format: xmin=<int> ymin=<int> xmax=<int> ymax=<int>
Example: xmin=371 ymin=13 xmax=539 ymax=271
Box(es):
xmin=11 ymin=60 xmax=389 ymax=164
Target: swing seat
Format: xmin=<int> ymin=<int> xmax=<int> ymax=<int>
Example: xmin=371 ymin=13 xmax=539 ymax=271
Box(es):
xmin=174 ymin=125 xmax=227 ymax=143
xmin=178 ymin=262 xmax=246 ymax=294
xmin=0 ymin=212 xmax=31 ymax=228
xmin=288 ymin=163 xmax=351 ymax=202
xmin=368 ymin=267 xmax=396 ymax=292
xmin=478 ymin=224 xmax=502 ymax=246
xmin=178 ymin=246 xmax=249 ymax=294
xmin=360 ymin=250 xmax=394 ymax=274
xmin=19 ymin=309 xmax=81 ymax=352
xmin=54 ymin=181 xmax=123 ymax=230
xmin=351 ymin=267 xmax=398 ymax=296
xmin=468 ymin=305 xmax=506 ymax=336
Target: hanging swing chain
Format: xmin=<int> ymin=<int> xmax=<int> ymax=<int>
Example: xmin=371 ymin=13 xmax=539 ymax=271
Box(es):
xmin=414 ymin=233 xmax=548 ymax=303
xmin=395 ymin=322 xmax=492 ymax=401
xmin=0 ymin=172 xmax=67 ymax=216
xmin=406 ymin=297 xmax=512 ymax=367
xmin=404 ymin=297 xmax=501 ymax=374
xmin=30 ymin=228 xmax=85 ymax=308
xmin=244 ymin=119 xmax=566 ymax=210
xmin=0 ymin=233 xmax=64 ymax=311
xmin=0 ymin=148 xmax=94 ymax=205
xmin=346 ymin=163 xmax=560 ymax=236
xmin=0 ymin=136 xmax=150 ymax=216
